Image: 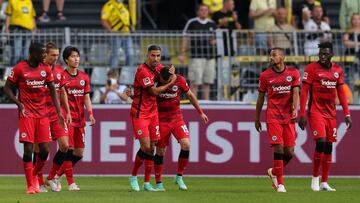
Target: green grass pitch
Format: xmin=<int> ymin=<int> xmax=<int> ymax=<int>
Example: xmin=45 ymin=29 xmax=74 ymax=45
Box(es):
xmin=0 ymin=177 xmax=359 ymax=203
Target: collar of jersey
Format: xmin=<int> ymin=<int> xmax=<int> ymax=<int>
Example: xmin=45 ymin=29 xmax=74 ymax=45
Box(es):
xmin=65 ymin=69 xmax=79 ymax=77
xmin=271 ymin=66 xmax=287 ymax=74
xmin=196 ymin=17 xmax=210 ymax=24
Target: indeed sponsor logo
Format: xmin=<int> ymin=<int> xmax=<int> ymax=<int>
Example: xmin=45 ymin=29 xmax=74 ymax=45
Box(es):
xmin=26 ymin=80 xmax=45 ymax=87
xmin=68 ymin=88 xmax=84 ymax=95
xmin=159 ymin=92 xmax=177 ymax=98
xmin=321 ymin=80 xmax=336 ymax=88
xmin=272 ymin=85 xmax=291 ymax=92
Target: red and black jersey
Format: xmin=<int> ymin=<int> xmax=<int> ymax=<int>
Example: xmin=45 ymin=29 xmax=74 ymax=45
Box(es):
xmin=61 ymin=69 xmax=90 ymax=127
xmin=301 ymin=62 xmax=344 ymax=118
xmin=130 ymin=63 xmax=163 ymax=119
xmin=157 ymin=75 xmax=190 ymax=122
xmin=258 ymin=66 xmax=300 ymax=124
xmin=45 ymin=64 xmax=64 ymax=122
xmin=7 ymin=61 xmax=54 ymax=118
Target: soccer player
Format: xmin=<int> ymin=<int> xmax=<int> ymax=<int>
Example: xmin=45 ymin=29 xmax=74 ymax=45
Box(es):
xmin=129 ymin=45 xmax=177 ymax=192
xmin=37 ymin=42 xmax=71 ymax=192
xmin=53 ymin=46 xmax=96 ymax=191
xmin=4 ymin=42 xmax=64 ymax=194
xmin=153 ymin=67 xmax=208 ymax=191
xmin=255 ymin=47 xmax=300 ymax=193
xmin=299 ymin=42 xmax=352 ymax=192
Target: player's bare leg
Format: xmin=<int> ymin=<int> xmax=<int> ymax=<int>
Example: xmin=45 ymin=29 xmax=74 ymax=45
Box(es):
xmin=320 ymin=142 xmax=336 ymax=191
xmin=175 ymin=138 xmax=190 ymax=191
xmin=154 ymin=147 xmax=166 ymax=191
xmin=23 ymin=142 xmax=36 ymax=194
xmin=312 ymin=138 xmax=326 ymax=191
xmin=270 ymin=144 xmax=286 ymax=192
xmin=46 ymin=136 xmax=69 ymax=192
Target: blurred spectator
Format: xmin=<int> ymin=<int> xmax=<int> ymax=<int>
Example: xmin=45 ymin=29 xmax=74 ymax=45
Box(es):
xmin=343 ymin=13 xmax=360 ymax=91
xmin=5 ymin=0 xmax=36 ymax=65
xmin=101 ymin=0 xmax=135 ymax=69
xmin=249 ymin=0 xmax=276 ymax=54
xmin=179 ymin=4 xmax=217 ymax=100
xmin=99 ymin=69 xmax=128 ymax=104
xmin=292 ymin=0 xmax=329 ymax=29
xmin=212 ymin=0 xmax=241 ymax=56
xmin=203 ymin=0 xmax=223 ymax=15
xmin=38 ymin=0 xmax=66 ymax=22
xmin=303 ymin=5 xmax=331 ymax=56
xmin=267 ymin=7 xmax=296 ymax=55
xmin=339 ymin=0 xmax=360 ymax=30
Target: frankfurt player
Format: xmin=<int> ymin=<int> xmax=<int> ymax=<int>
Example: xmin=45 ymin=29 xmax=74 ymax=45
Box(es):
xmin=153 ymin=67 xmax=208 ymax=191
xmin=129 ymin=45 xmax=177 ymax=192
xmin=36 ymin=42 xmax=71 ymax=192
xmin=299 ymin=42 xmax=352 ymax=191
xmin=255 ymin=47 xmax=300 ymax=193
xmin=4 ymin=42 xmax=64 ymax=194
xmin=53 ymin=46 xmax=96 ymax=191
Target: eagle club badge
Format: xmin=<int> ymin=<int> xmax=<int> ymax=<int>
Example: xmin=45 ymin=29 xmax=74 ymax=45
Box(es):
xmin=40 ymin=71 xmax=47 ymax=77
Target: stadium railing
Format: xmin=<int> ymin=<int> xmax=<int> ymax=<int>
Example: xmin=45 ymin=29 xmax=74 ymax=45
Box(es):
xmin=0 ymin=28 xmax=359 ymax=104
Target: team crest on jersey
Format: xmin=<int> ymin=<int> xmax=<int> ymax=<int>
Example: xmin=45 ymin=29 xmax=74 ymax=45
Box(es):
xmin=21 ymin=132 xmax=27 ymax=138
xmin=172 ymin=85 xmax=178 ymax=92
xmin=143 ymin=77 xmax=151 ymax=86
xmin=9 ymin=70 xmax=14 ymax=78
xmin=303 ymin=72 xmax=308 ymax=79
xmin=272 ymin=136 xmax=277 ymax=141
xmin=40 ymin=71 xmax=47 ymax=77
xmin=313 ymin=130 xmax=318 ymax=136
xmin=286 ymin=76 xmax=292 ymax=82
xmin=56 ymin=73 xmax=61 ymax=80
xmin=80 ymin=80 xmax=85 ymax=86
xmin=334 ymin=72 xmax=339 ymax=78
xmin=137 ymin=130 xmax=142 ymax=135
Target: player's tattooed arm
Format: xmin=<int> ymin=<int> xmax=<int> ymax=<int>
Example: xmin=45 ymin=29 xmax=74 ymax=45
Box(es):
xmin=4 ymin=80 xmax=27 ymax=116
xmin=48 ymin=82 xmax=65 ymax=126
xmin=255 ymin=92 xmax=265 ymax=132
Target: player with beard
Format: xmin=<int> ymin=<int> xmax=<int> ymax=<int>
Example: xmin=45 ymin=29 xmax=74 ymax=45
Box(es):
xmin=255 ymin=47 xmax=300 ymax=192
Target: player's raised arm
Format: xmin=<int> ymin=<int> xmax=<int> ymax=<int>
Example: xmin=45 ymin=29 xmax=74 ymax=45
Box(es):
xmin=147 ymin=74 xmax=177 ymax=96
xmin=186 ymin=89 xmax=208 ymax=123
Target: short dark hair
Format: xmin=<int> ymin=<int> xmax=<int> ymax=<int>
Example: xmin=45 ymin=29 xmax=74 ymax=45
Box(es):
xmin=160 ymin=66 xmax=171 ymax=81
xmin=318 ymin=41 xmax=333 ymax=51
xmin=62 ymin=46 xmax=80 ymax=64
xmin=29 ymin=42 xmax=45 ymax=55
xmin=196 ymin=3 xmax=209 ymax=12
xmin=147 ymin=44 xmax=161 ymax=52
xmin=45 ymin=42 xmax=59 ymax=53
xmin=270 ymin=47 xmax=285 ymax=55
